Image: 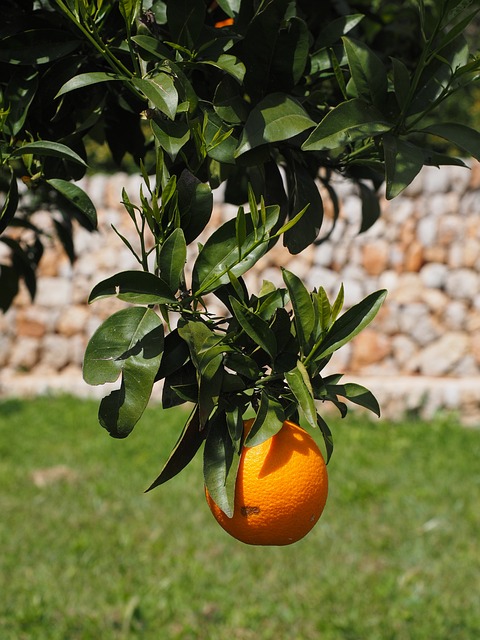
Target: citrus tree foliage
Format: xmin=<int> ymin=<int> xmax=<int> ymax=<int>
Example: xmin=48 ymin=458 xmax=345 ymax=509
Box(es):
xmin=1 ymin=0 xmax=480 ymax=506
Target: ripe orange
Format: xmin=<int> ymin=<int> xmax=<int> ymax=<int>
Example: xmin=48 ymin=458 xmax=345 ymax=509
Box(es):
xmin=205 ymin=419 xmax=328 ymax=546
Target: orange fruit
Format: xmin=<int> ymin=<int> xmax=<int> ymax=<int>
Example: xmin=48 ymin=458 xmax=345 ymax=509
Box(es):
xmin=205 ymin=419 xmax=328 ymax=546
xmin=214 ymin=18 xmax=234 ymax=28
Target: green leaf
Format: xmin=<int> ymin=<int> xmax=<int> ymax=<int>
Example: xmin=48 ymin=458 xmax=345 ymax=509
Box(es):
xmin=284 ymin=163 xmax=324 ymax=253
xmin=216 ymin=0 xmax=240 ymax=17
xmin=132 ymin=74 xmax=178 ymax=120
xmin=420 ymin=123 xmax=480 ymax=163
xmin=83 ymin=307 xmax=163 ymax=384
xmin=202 ymin=55 xmax=245 ymax=83
xmin=316 ymin=413 xmax=334 ymax=463
xmin=88 ymin=270 xmax=176 ymax=305
xmin=192 ymin=205 xmax=279 ymax=295
xmin=245 ymin=391 xmax=285 ymax=447
xmin=314 ymin=14 xmax=364 ymax=49
xmin=151 ymin=118 xmax=190 ymax=161
xmin=4 ymin=69 xmax=38 ymax=136
xmin=0 ymin=264 xmax=19 ymax=312
xmin=213 ymin=76 xmax=249 ymax=125
xmin=46 ymin=179 xmax=97 ymax=229
xmin=383 ymin=135 xmax=425 ymax=199
xmin=302 ymin=99 xmax=391 ymax=151
xmin=358 ymin=182 xmax=381 ymax=233
xmin=177 ymin=320 xmax=226 ymax=426
xmin=285 ymin=362 xmax=317 ymax=430
xmin=282 ymin=269 xmax=315 ymax=355
xmin=328 ymin=383 xmax=381 ymax=417
xmin=177 ymin=170 xmax=213 ymax=244
xmin=0 ymin=30 xmax=80 ymax=65
xmin=203 ymin=412 xmax=240 ymax=517
xmin=145 ymin=406 xmax=204 ymax=491
xmin=55 ymin=72 xmax=122 ymax=98
xmin=230 ymin=298 xmax=277 ymax=359
xmin=11 ymin=141 xmax=87 ymax=167
xmin=312 ymin=290 xmax=387 ymax=361
xmin=84 ymin=307 xmax=164 ymax=438
xmin=158 ymin=228 xmax=186 ymax=293
xmin=391 ymin=57 xmax=411 ymax=110
xmin=166 ymin=0 xmax=205 ymax=49
xmin=342 ymin=37 xmax=388 ymax=110
xmin=0 ymin=170 xmax=18 ymax=235
xmin=235 ymin=93 xmax=315 ymax=157
xmin=270 ymin=17 xmax=309 ymax=89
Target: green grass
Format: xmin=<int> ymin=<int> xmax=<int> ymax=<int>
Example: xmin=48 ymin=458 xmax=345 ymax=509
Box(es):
xmin=0 ymin=396 xmax=479 ymax=640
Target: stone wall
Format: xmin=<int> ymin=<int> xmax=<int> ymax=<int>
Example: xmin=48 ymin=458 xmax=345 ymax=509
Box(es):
xmin=1 ymin=163 xmax=479 ymax=424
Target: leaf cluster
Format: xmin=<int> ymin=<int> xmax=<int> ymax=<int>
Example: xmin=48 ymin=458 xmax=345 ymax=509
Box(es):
xmin=1 ymin=0 xmax=480 ymax=309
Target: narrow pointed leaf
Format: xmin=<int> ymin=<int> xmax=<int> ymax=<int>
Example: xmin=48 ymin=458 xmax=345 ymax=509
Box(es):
xmin=313 ymin=289 xmax=387 ymax=360
xmin=146 ymin=406 xmax=204 ymax=491
xmin=88 ymin=270 xmax=176 ymax=305
xmin=286 ymin=362 xmax=317 ymax=430
xmin=47 ymin=179 xmax=97 ymax=229
xmin=282 ymin=268 xmax=315 ymax=354
xmin=302 ymin=99 xmax=391 ymax=151
xmin=11 ymin=141 xmax=87 ymax=166
xmin=159 ymin=229 xmax=186 ymax=293
xmin=245 ymin=391 xmax=285 ymax=447
xmin=230 ymin=298 xmax=277 ymax=359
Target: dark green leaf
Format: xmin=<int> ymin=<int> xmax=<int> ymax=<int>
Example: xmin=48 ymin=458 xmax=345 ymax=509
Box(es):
xmin=0 ymin=264 xmax=19 ymax=312
xmin=342 ymin=37 xmax=388 ymax=110
xmin=383 ymin=135 xmax=425 ymax=199
xmin=391 ymin=57 xmax=411 ymax=110
xmin=282 ymin=268 xmax=315 ymax=355
xmin=329 ymin=383 xmax=381 ymax=417
xmin=358 ymin=182 xmax=381 ymax=233
xmin=85 ymin=308 xmax=164 ymax=438
xmin=312 ymin=290 xmax=387 ymax=361
xmin=302 ymin=99 xmax=391 ymax=151
xmin=314 ymin=14 xmax=364 ymax=49
xmin=151 ymin=118 xmax=190 ymax=161
xmin=235 ymin=93 xmax=315 ymax=157
xmin=192 ymin=205 xmax=279 ymax=295
xmin=177 ymin=170 xmax=213 ymax=244
xmin=56 ymin=72 xmax=121 ymax=98
xmin=88 ymin=270 xmax=176 ymax=305
xmin=132 ymin=74 xmax=178 ymax=120
xmin=420 ymin=123 xmax=480 ymax=163
xmin=203 ymin=54 xmax=245 ymax=83
xmin=83 ymin=307 xmax=163 ymax=385
xmin=166 ymin=0 xmax=205 ymax=49
xmin=0 ymin=170 xmax=18 ymax=235
xmin=316 ymin=413 xmax=334 ymax=463
xmin=0 ymin=30 xmax=80 ymax=65
xmin=158 ymin=228 xmax=186 ymax=293
xmin=245 ymin=391 xmax=285 ymax=447
xmin=4 ymin=69 xmax=38 ymax=136
xmin=203 ymin=412 xmax=240 ymax=517
xmin=285 ymin=362 xmax=317 ymax=430
xmin=284 ymin=163 xmax=324 ymax=253
xmin=146 ymin=406 xmax=204 ymax=491
xmin=11 ymin=141 xmax=87 ymax=167
xmin=230 ymin=298 xmax=277 ymax=359
xmin=213 ymin=76 xmax=249 ymax=124
xmin=47 ymin=179 xmax=97 ymax=229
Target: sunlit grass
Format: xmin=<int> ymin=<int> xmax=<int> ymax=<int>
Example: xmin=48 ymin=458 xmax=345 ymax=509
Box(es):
xmin=0 ymin=396 xmax=479 ymax=639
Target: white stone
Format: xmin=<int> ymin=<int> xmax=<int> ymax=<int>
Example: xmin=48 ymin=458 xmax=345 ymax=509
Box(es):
xmin=419 ymin=263 xmax=448 ymax=289
xmin=413 ymin=332 xmax=470 ymax=376
xmin=445 ymin=269 xmax=480 ymax=300
xmin=35 ymin=278 xmax=73 ymax=307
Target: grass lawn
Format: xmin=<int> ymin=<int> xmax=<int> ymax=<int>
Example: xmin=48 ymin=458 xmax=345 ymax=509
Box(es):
xmin=0 ymin=395 xmax=479 ymax=640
